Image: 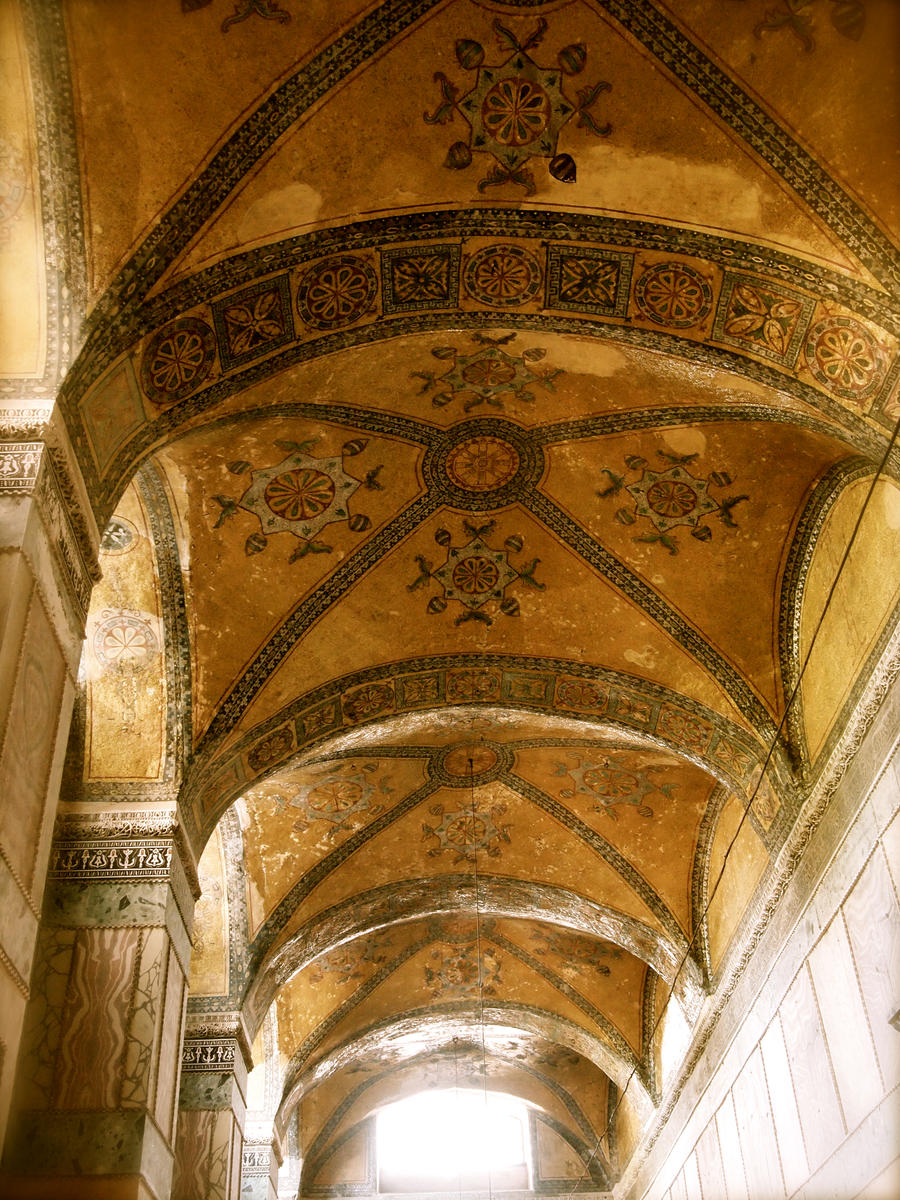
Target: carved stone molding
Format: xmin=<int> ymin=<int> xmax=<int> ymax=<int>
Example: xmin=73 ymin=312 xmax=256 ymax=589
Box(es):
xmin=49 ymin=840 xmax=173 ymax=882
xmin=54 ymin=810 xmax=180 ymax=842
xmin=0 ymin=409 xmax=52 ymax=440
xmin=181 ymin=1038 xmax=238 ymax=1072
xmin=0 ymin=438 xmax=100 ymax=620
xmin=242 ymin=1142 xmax=275 ymax=1175
xmin=0 ymin=441 xmax=43 ymax=492
xmin=184 ymin=1010 xmax=254 ymax=1072
xmin=52 ymin=808 xmax=200 ymax=901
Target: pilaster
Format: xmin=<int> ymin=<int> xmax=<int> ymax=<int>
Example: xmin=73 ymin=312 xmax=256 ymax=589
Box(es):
xmin=0 ymin=808 xmax=196 ymax=1199
xmin=241 ymin=1132 xmax=283 ymax=1200
xmin=0 ymin=427 xmax=99 ymax=1145
xmin=172 ymin=1013 xmax=253 ymax=1200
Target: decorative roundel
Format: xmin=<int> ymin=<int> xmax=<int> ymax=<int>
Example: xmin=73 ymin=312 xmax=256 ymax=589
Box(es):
xmin=433 ymin=740 xmax=509 ymax=787
xmin=99 ymin=516 xmax=137 ymax=556
xmin=296 ymin=255 xmax=378 ymax=330
xmin=803 ymin=316 xmax=885 ymax=402
xmin=445 ymin=436 xmax=521 ymax=492
xmin=140 ymin=317 xmax=216 ymax=406
xmin=263 ymin=468 xmax=335 ymax=521
xmin=463 ymin=244 xmax=543 ymax=307
xmin=93 ymin=613 xmax=158 ymax=670
xmin=634 ymin=261 xmax=713 ymax=328
xmin=481 ymin=77 xmax=552 ymax=148
xmin=424 ymin=419 xmax=543 ymax=512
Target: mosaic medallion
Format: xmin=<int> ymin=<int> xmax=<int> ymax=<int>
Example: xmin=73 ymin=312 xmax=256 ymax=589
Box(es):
xmin=425 ymin=18 xmax=612 ymax=194
xmin=296 ymin=255 xmax=378 ymax=330
xmin=212 ymin=436 xmax=376 ymax=559
xmin=714 ymin=276 xmax=812 ymax=365
xmin=289 ymin=763 xmax=391 ymax=836
xmin=531 ymin=927 xmax=622 ymax=974
xmin=446 ymin=436 xmax=521 ymax=491
xmin=409 ymin=519 xmax=543 ymax=625
xmin=99 ymin=516 xmax=137 ymax=555
xmin=381 ymin=244 xmax=461 ymax=313
xmin=212 ymin=276 xmax=294 ymax=370
xmin=554 ymin=753 xmax=675 ymax=819
xmin=412 ymin=335 xmax=562 ymax=412
xmin=803 ymin=316 xmax=885 ymax=402
xmin=433 ymin=740 xmax=512 ymax=787
xmin=634 ymin=261 xmax=713 ymax=328
xmin=425 ymin=943 xmax=502 ymax=998
xmin=598 ymin=447 xmax=749 ymax=554
xmin=426 ymin=421 xmax=542 ymax=511
xmin=463 ymin=244 xmax=542 ymax=306
xmin=423 ymin=800 xmax=511 ymax=863
xmin=140 ymin=317 xmax=216 ymax=406
xmin=93 ymin=612 xmax=158 ymax=671
xmin=308 ymin=933 xmax=393 ymax=983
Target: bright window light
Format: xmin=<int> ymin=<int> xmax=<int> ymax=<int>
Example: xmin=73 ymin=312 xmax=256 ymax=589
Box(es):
xmin=377 ymin=1089 xmax=530 ymax=1191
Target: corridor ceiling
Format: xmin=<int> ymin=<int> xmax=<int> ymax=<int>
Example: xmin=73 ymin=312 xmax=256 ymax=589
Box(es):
xmin=53 ymin=0 xmax=900 ymax=1184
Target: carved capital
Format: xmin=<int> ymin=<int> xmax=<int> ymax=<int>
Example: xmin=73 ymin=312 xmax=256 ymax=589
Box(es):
xmin=184 ymin=1010 xmax=254 ymax=1072
xmin=0 ymin=441 xmax=44 ymax=492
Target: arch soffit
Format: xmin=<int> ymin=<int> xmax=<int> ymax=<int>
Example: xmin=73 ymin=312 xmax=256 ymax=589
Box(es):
xmin=279 ymin=1006 xmax=655 ymax=1129
xmin=244 ymin=874 xmax=705 ymax=1034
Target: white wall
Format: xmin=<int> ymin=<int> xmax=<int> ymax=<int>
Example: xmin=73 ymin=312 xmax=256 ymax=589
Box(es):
xmin=625 ymin=680 xmax=900 ymax=1200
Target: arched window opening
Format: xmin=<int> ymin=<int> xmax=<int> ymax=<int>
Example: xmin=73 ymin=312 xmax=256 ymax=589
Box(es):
xmin=376 ymin=1089 xmax=531 ymax=1192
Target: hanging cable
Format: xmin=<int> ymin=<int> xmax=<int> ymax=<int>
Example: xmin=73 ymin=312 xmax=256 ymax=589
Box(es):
xmin=563 ymin=416 xmax=900 ymax=1196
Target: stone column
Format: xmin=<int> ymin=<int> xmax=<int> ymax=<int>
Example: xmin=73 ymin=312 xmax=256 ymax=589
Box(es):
xmin=172 ymin=1014 xmax=253 ymax=1200
xmin=0 ymin=433 xmax=99 ymax=1144
xmin=240 ymin=1132 xmax=283 ymax=1200
xmin=0 ymin=808 xmax=197 ymax=1199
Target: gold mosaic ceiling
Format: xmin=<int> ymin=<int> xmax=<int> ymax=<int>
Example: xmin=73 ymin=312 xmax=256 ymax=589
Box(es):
xmin=61 ymin=0 xmax=899 ymax=1183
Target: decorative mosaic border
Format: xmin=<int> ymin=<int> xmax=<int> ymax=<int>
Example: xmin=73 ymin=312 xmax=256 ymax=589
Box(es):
xmin=0 ymin=0 xmax=85 ymax=404
xmin=66 ymin=0 xmax=897 ymax=382
xmin=136 ymin=462 xmax=194 ymax=782
xmin=65 ymin=218 xmax=898 ymax=513
xmin=186 ymin=654 xmax=775 ymax=843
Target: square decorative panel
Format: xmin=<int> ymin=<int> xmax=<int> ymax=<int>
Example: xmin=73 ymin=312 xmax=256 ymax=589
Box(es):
xmin=713 ymin=274 xmax=813 ymax=366
xmin=212 ymin=275 xmax=294 ymax=371
xmin=546 ymin=245 xmax=633 ymax=317
xmin=381 ymin=244 xmax=460 ymax=314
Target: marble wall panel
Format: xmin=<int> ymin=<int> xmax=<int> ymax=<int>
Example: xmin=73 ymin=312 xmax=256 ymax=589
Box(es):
xmin=713 ymin=1095 xmax=749 ymax=1200
xmin=732 ymin=1045 xmax=784 ymax=1199
xmin=780 ymin=964 xmax=847 ymax=1172
xmin=758 ymin=1015 xmax=809 ymax=1194
xmin=842 ymin=843 xmax=900 ymax=1091
xmin=625 ymin=702 xmax=900 ymax=1200
xmin=54 ymin=926 xmax=142 ymax=1109
xmin=0 ymin=591 xmax=66 ymax=891
xmin=172 ymin=1108 xmax=235 ymax=1200
xmin=808 ymin=912 xmax=884 ymax=1130
xmin=154 ymin=942 xmax=188 ymax=1143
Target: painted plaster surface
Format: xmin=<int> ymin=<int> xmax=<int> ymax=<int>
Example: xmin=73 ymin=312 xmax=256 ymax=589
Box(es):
xmin=1 ymin=0 xmax=898 ymax=1192
xmin=0 ymin=0 xmax=45 ymax=378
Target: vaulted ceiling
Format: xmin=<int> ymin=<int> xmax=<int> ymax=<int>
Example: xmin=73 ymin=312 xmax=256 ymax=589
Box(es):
xmin=50 ymin=0 xmax=900 ymax=1186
